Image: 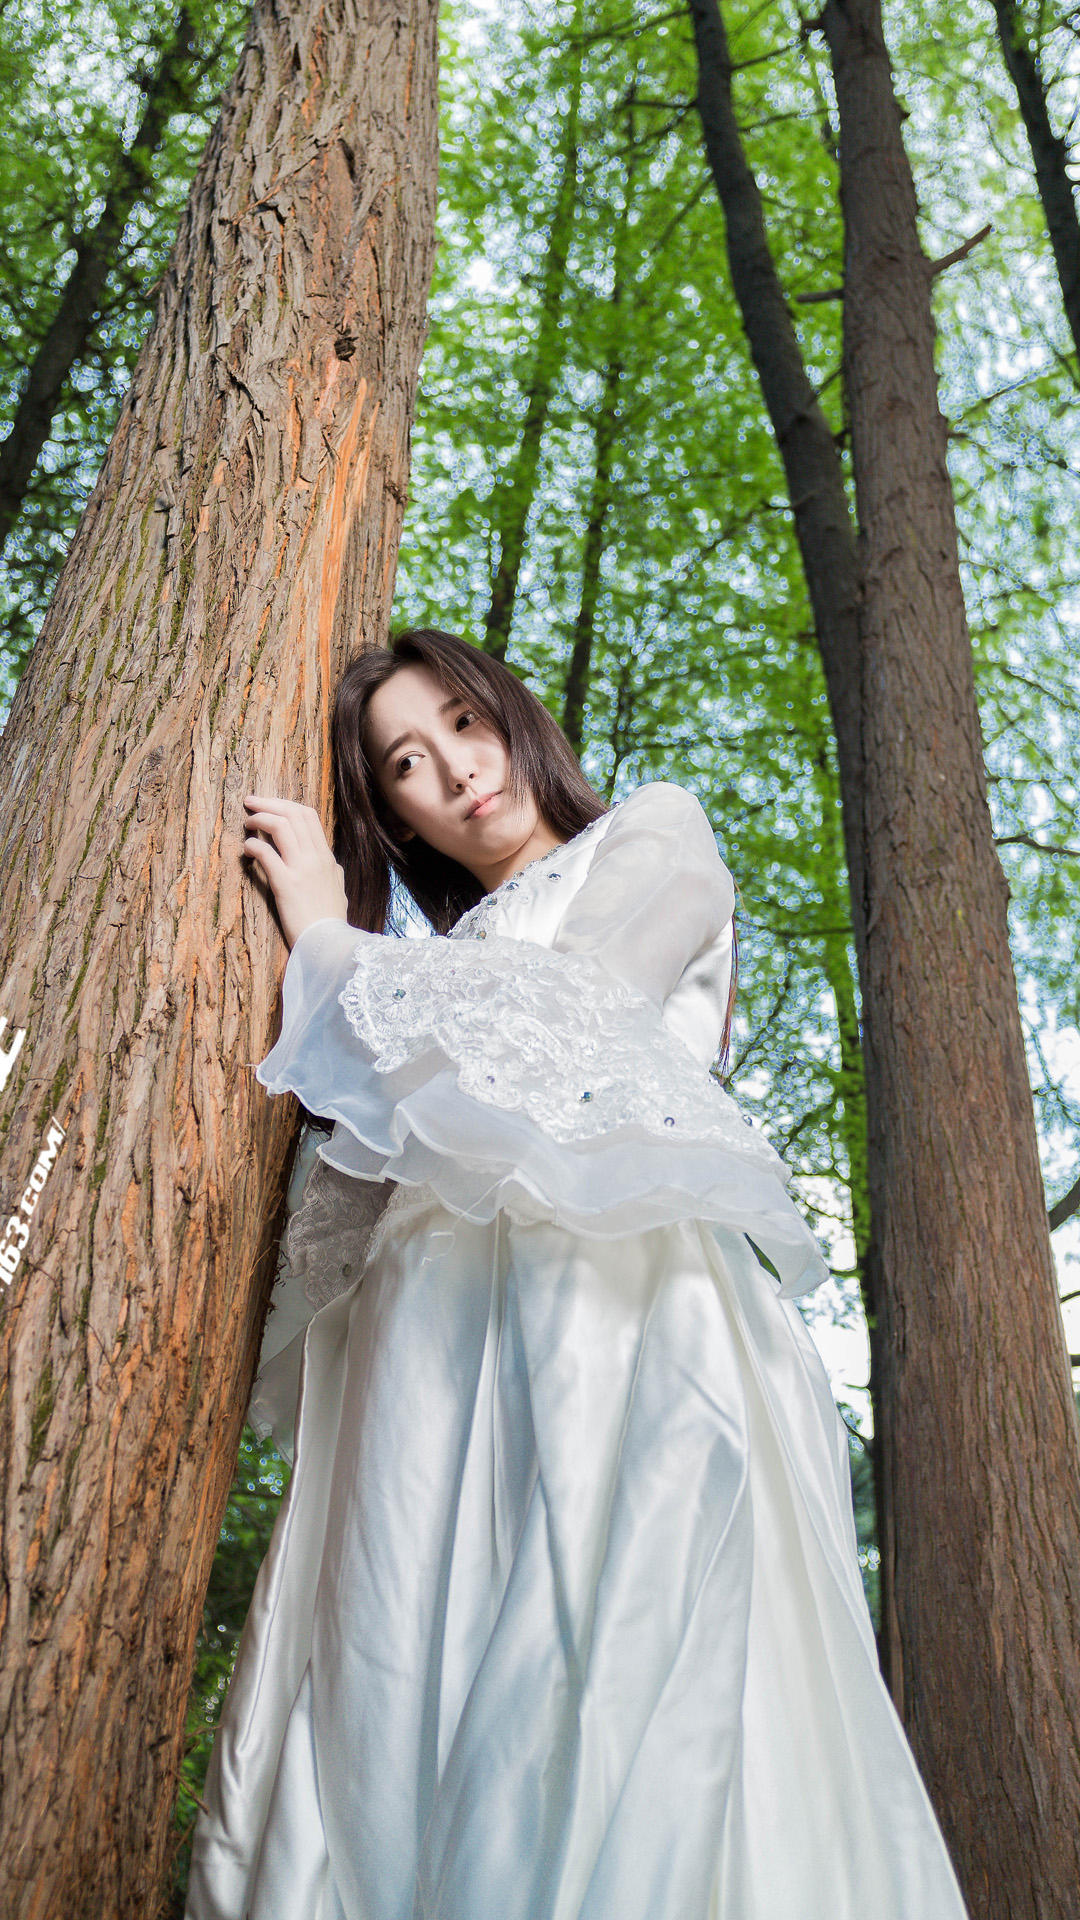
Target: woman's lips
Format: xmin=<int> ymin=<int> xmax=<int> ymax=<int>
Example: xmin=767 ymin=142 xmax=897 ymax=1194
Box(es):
xmin=467 ymin=792 xmax=501 ymax=820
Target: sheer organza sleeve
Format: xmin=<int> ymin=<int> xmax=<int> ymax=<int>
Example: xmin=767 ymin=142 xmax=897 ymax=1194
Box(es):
xmin=253 ymin=801 xmax=828 ymax=1298
xmin=552 ymin=782 xmax=734 ymax=1006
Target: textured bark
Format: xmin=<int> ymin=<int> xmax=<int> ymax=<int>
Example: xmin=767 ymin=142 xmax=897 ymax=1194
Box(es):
xmin=482 ymin=26 xmax=582 ymax=660
xmin=822 ymin=3 xmax=1080 ymax=1912
xmin=992 ymin=0 xmax=1080 ymax=368
xmin=0 ymin=7 xmax=204 ymax=557
xmin=0 ymin=2 xmax=438 ymax=1913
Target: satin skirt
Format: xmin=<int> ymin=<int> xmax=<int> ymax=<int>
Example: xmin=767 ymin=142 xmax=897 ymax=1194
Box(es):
xmin=184 ymin=1198 xmax=968 ymax=1920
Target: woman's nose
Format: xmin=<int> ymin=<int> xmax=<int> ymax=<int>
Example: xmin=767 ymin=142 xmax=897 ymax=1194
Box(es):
xmin=445 ymin=750 xmax=478 ymax=790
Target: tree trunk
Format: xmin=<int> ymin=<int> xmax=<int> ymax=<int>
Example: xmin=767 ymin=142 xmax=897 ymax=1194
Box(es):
xmin=808 ymin=725 xmax=896 ymax=1666
xmin=822 ymin=2 xmax=1080 ymax=1911
xmin=0 ymin=6 xmax=204 ymax=558
xmin=687 ymin=0 xmax=893 ymax=1676
xmin=686 ymin=0 xmax=863 ymax=870
xmin=483 ymin=22 xmax=582 ymax=660
xmin=560 ymin=338 xmax=620 ymax=751
xmin=991 ymin=0 xmax=1080 ymax=368
xmin=0 ymin=1 xmax=437 ymax=1912
xmin=808 ymin=731 xmax=871 ymax=1268
xmin=561 ymin=121 xmax=635 ymax=752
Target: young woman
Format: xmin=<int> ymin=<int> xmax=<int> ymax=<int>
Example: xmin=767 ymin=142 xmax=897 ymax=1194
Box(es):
xmin=185 ymin=630 xmax=968 ymax=1920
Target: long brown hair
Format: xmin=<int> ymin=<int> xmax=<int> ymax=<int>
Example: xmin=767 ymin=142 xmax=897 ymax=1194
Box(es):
xmin=330 ymin=629 xmax=608 ymax=936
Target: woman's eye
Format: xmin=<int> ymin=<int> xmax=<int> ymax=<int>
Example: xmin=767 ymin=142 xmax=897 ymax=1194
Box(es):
xmin=396 ymin=752 xmax=420 ymax=776
xmin=455 ymin=710 xmax=477 ymax=731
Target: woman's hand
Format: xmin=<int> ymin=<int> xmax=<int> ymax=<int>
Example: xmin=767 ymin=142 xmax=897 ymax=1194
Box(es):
xmin=242 ymin=795 xmax=350 ymax=951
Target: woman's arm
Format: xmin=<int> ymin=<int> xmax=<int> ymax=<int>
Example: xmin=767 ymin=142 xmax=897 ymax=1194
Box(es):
xmin=552 ymin=783 xmax=734 ymax=1006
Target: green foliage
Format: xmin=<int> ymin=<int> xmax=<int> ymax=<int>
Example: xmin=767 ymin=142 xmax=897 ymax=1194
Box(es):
xmin=398 ymin=0 xmax=1080 ymax=1314
xmin=167 ymin=1425 xmax=288 ymax=1909
xmin=398 ymin=0 xmax=866 ymax=1293
xmin=0 ymin=0 xmax=248 ymax=687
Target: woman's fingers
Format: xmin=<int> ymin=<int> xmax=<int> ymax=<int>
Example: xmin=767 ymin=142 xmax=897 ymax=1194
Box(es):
xmin=240 ymin=793 xmax=347 ymax=950
xmin=242 ymin=834 xmax=287 ymax=879
xmin=244 ymin=796 xmax=330 ymax=854
xmin=242 ymin=807 xmax=300 ymax=847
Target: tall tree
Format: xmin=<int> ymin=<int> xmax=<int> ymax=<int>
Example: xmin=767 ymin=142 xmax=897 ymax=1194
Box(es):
xmin=0 ymin=1 xmax=438 ymax=1913
xmin=821 ymin=0 xmax=1080 ymax=1911
xmin=398 ymin=0 xmax=887 ymax=1366
xmin=685 ymin=0 xmax=890 ymax=1645
xmin=686 ymin=0 xmax=863 ymax=840
xmin=990 ymin=0 xmax=1080 ymax=368
xmin=0 ymin=3 xmax=210 ymax=557
xmin=560 ymin=97 xmax=636 ymax=749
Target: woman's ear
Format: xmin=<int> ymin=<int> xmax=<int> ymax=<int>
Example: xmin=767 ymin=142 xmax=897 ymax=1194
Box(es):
xmin=388 ymin=815 xmax=416 ymax=844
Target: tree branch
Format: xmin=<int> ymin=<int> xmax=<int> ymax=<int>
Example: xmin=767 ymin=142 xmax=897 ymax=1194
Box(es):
xmin=732 ymin=38 xmax=800 ymax=70
xmin=928 ymin=222 xmax=992 ymax=276
xmin=996 ymin=831 xmax=1080 ymax=858
xmin=795 ymin=223 xmax=992 ymax=307
xmin=992 ymin=0 xmax=1080 ymax=363
xmin=1050 ymin=1174 xmax=1080 ymax=1232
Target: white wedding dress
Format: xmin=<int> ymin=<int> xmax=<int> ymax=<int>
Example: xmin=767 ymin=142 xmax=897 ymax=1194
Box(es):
xmin=185 ymin=782 xmax=968 ymax=1920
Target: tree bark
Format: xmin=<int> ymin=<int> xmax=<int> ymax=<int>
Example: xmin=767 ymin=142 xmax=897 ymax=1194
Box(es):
xmin=0 ymin=6 xmax=205 ymax=558
xmin=483 ymin=24 xmax=582 ymax=660
xmin=822 ymin=2 xmax=1080 ymax=1911
xmin=991 ymin=0 xmax=1080 ymax=368
xmin=0 ymin=1 xmax=437 ymax=1912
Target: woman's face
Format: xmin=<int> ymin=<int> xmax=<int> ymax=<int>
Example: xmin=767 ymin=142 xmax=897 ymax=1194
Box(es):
xmin=364 ymin=663 xmax=549 ymax=885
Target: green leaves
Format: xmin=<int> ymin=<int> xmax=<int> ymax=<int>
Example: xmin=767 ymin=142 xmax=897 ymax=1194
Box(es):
xmin=0 ymin=0 xmax=248 ymax=681
xmin=397 ymin=0 xmax=864 ymax=1270
xmin=169 ymin=1425 xmax=289 ymax=1900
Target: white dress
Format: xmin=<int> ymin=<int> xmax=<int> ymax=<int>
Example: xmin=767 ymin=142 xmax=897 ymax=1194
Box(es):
xmin=185 ymin=782 xmax=968 ymax=1920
